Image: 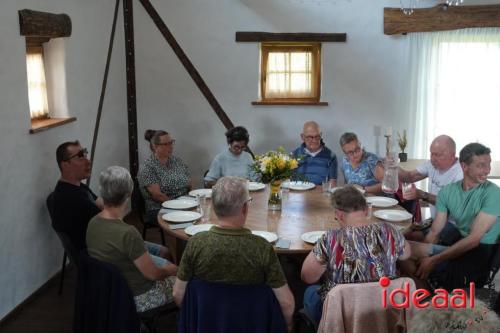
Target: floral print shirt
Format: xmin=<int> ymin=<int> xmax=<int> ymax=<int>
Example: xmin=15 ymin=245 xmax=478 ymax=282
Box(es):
xmin=138 ymin=154 xmax=190 ymax=211
xmin=313 ymin=222 xmax=405 ymax=299
xmin=341 ymin=151 xmax=381 ymax=187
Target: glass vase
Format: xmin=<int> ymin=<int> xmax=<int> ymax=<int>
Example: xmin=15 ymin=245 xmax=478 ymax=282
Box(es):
xmin=268 ymin=180 xmax=282 ymax=211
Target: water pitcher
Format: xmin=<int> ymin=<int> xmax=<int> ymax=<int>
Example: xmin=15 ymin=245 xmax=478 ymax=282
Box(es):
xmin=382 ymin=155 xmax=399 ymax=194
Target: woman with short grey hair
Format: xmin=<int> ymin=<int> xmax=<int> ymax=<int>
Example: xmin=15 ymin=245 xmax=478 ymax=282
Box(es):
xmin=339 ymin=132 xmax=384 ymax=194
xmin=86 ymin=166 xmax=178 ymax=313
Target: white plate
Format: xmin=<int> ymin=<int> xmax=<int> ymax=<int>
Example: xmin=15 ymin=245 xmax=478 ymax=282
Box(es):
xmin=248 ymin=182 xmax=266 ymax=191
xmin=288 ymin=181 xmax=316 ymax=191
xmin=185 ymin=223 xmax=215 ymax=236
xmin=366 ymin=196 xmax=398 ymax=208
xmin=374 ymin=209 xmax=412 ymax=222
xmin=162 ymin=211 xmax=202 ymax=223
xmin=162 ymin=199 xmax=199 ymax=210
xmin=189 ymin=188 xmax=212 ymax=198
xmin=251 ymin=230 xmax=278 ymax=243
xmin=301 ymin=231 xmax=326 ymax=244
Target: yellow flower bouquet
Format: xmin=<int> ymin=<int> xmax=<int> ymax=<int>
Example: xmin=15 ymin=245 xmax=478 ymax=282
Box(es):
xmin=252 ymin=147 xmax=299 ymax=183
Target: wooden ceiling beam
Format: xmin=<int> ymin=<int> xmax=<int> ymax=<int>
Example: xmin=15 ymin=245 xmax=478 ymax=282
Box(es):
xmin=236 ymin=32 xmax=346 ymax=43
xmin=384 ymin=4 xmax=500 ymax=35
xmin=18 ymin=9 xmax=71 ymax=38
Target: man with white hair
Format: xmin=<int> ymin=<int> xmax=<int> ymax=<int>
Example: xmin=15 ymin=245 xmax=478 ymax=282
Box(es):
xmin=399 ymin=135 xmax=463 ymax=244
xmin=173 ymin=176 xmax=295 ymax=331
xmin=293 ymin=121 xmax=337 ymax=186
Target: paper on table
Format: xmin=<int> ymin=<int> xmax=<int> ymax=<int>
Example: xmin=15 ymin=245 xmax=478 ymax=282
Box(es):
xmin=169 ymin=222 xmax=193 ymax=230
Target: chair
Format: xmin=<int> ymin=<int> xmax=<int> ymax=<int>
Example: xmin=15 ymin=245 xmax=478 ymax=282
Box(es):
xmin=47 ymin=192 xmax=79 ymax=294
xmin=74 ymin=252 xmax=177 ymax=333
xmin=318 ymin=278 xmax=416 ymax=333
xmin=132 ymin=184 xmax=165 ymax=245
xmin=178 ymin=278 xmax=287 ymax=333
xmin=475 ymin=244 xmax=500 ymax=312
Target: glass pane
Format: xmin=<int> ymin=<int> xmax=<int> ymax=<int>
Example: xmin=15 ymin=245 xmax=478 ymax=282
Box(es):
xmin=267 ymin=73 xmax=288 ymax=92
xmin=26 ymin=51 xmax=49 ymax=119
xmin=267 ymin=52 xmax=287 ymax=72
xmin=290 ymin=73 xmax=311 ymax=92
xmin=290 ymin=52 xmax=310 ymax=72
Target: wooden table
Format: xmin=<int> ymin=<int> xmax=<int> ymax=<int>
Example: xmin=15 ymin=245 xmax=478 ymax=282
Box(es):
xmin=158 ymin=186 xmax=412 ymax=263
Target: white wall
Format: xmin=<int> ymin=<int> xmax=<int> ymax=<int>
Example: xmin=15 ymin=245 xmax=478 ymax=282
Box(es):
xmin=2 ymin=0 xmax=499 ymax=320
xmin=0 ymin=0 xmax=128 ymax=319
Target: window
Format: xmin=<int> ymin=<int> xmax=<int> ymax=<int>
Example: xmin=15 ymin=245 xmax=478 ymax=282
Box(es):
xmin=259 ymin=43 xmax=322 ymax=104
xmin=406 ymin=28 xmax=500 ymax=160
xmin=26 ymin=41 xmax=49 ymax=120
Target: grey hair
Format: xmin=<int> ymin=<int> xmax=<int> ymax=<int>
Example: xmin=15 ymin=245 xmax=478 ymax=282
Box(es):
xmin=212 ymin=176 xmax=249 ymax=217
xmin=99 ymin=166 xmax=134 ymax=207
xmin=339 ymin=132 xmax=358 ymax=147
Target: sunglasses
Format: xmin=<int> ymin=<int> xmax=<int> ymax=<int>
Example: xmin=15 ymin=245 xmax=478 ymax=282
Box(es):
xmin=64 ymin=148 xmax=88 ymax=161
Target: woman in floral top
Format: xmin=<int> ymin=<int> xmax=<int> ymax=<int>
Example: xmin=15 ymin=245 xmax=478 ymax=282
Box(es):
xmin=301 ymin=186 xmax=411 ymax=324
xmin=138 ymin=130 xmax=192 ymax=222
xmin=339 ymin=132 xmax=385 ymax=194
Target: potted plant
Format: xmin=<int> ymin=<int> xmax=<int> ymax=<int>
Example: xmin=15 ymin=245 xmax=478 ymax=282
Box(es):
xmin=397 ymin=130 xmax=408 ymax=162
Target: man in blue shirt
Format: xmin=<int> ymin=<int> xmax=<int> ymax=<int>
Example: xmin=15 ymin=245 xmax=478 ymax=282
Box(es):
xmin=293 ymin=121 xmax=337 ymax=185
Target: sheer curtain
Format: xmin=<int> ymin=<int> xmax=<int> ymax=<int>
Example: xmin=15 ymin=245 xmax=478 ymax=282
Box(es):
xmin=266 ymin=52 xmax=313 ymax=98
xmin=406 ymin=28 xmax=500 ymax=160
xmin=26 ymin=51 xmax=49 ymax=119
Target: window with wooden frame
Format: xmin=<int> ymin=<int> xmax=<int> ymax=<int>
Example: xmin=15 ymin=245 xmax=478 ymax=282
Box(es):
xmin=259 ymin=43 xmax=322 ymax=104
xmin=19 ymin=9 xmax=75 ymax=134
xmin=26 ymin=38 xmax=50 ymax=121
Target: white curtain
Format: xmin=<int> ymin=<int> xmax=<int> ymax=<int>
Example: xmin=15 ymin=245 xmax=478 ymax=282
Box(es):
xmin=26 ymin=51 xmax=49 ymax=119
xmin=266 ymin=52 xmax=313 ymax=98
xmin=406 ymin=28 xmax=500 ymax=160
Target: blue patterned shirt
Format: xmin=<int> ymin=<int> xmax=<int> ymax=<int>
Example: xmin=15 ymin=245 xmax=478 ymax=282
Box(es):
xmin=341 ymin=151 xmax=381 ymax=187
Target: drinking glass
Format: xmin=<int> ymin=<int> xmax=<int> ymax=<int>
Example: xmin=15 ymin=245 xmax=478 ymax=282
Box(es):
xmin=322 ymin=178 xmax=331 ymax=193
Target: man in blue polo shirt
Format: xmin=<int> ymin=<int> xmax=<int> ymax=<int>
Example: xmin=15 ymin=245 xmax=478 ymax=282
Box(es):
xmin=293 ymin=121 xmax=338 ymax=186
xmin=405 ymin=142 xmax=500 ymax=290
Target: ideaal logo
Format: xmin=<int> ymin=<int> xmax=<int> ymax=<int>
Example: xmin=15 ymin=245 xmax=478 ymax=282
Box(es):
xmin=379 ymin=277 xmax=475 ymax=309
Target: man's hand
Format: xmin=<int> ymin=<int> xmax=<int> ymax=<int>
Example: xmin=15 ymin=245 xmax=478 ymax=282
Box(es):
xmin=164 ymin=263 xmax=178 ymax=276
xmin=402 ymin=183 xmax=418 ymax=200
xmin=416 ymin=256 xmax=437 ymax=279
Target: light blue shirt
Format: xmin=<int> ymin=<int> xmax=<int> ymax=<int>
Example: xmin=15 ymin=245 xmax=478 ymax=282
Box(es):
xmin=204 ymin=149 xmax=256 ymax=182
xmin=341 ymin=151 xmax=381 ymax=187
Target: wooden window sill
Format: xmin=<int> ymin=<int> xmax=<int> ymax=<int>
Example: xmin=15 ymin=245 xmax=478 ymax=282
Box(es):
xmin=29 ymin=117 xmax=76 ymax=134
xmin=252 ymin=101 xmax=328 ymax=106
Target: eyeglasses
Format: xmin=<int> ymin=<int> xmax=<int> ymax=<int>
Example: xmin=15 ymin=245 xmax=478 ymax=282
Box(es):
xmin=344 ymin=147 xmax=362 ymax=157
xmin=245 ymin=197 xmax=253 ymax=204
xmin=304 ymin=132 xmax=322 ymax=141
xmin=157 ymin=140 xmax=176 ymax=146
xmin=231 ymin=143 xmax=246 ymax=150
xmin=64 ymin=148 xmax=88 ymax=161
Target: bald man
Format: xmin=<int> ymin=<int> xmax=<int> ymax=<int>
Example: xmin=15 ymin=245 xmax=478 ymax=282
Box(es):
xmin=292 ymin=121 xmax=337 ymax=186
xmin=399 ymin=135 xmax=463 ymax=244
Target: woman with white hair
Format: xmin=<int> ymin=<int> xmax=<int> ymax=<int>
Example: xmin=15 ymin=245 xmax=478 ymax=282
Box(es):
xmin=86 ymin=166 xmax=177 ymax=312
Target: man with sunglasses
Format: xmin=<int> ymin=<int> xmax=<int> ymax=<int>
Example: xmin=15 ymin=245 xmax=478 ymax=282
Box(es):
xmin=292 ymin=121 xmax=338 ymax=186
xmin=51 ymin=141 xmax=102 ymax=251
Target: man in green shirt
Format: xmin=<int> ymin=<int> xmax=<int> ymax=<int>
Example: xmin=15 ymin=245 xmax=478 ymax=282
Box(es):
xmin=406 ymin=143 xmax=500 ymax=288
xmin=173 ymin=176 xmax=295 ymax=331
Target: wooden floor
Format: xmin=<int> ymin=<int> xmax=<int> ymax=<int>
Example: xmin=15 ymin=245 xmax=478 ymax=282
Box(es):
xmin=0 ymin=213 xmax=177 ymax=333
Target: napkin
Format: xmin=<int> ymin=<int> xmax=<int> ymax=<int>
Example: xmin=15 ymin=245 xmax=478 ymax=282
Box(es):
xmin=159 ymin=208 xmax=177 ymax=215
xmin=276 ymin=238 xmax=291 ymax=249
xmin=169 ymin=222 xmax=193 ymax=230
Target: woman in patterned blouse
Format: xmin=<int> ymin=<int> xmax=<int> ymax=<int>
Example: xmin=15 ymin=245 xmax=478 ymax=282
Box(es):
xmin=138 ymin=130 xmax=192 ymax=222
xmin=300 ymin=186 xmax=411 ymax=324
xmin=339 ymin=132 xmax=385 ymax=194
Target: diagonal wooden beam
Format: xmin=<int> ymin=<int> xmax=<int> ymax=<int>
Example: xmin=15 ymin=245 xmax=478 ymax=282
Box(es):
xmin=384 ymin=4 xmax=500 ymax=35
xmin=138 ymin=0 xmax=234 ymax=130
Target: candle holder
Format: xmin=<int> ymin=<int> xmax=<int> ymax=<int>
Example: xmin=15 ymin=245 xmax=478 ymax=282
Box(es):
xmin=384 ymin=134 xmax=392 ymax=158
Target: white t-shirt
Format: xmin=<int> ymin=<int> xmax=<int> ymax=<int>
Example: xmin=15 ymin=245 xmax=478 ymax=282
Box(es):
xmin=416 ymin=159 xmax=463 ymax=219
